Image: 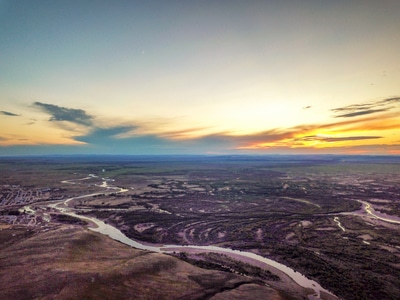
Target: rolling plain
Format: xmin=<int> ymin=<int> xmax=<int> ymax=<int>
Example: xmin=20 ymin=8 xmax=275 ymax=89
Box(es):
xmin=1 ymin=155 xmax=400 ymax=300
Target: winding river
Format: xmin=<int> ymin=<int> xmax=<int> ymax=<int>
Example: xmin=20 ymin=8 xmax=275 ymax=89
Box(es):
xmin=356 ymin=200 xmax=400 ymax=224
xmin=333 ymin=217 xmax=346 ymax=232
xmin=50 ymin=175 xmax=337 ymax=300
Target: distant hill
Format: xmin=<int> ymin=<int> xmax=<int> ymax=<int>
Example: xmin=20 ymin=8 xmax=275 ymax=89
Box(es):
xmin=0 ymin=225 xmax=286 ymax=300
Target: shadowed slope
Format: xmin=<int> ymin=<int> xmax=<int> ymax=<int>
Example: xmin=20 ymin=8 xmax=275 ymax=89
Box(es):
xmin=0 ymin=225 xmax=285 ymax=300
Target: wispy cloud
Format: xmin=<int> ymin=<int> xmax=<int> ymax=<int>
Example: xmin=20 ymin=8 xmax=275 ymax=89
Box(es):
xmin=332 ymin=96 xmax=400 ymax=118
xmin=0 ymin=111 xmax=20 ymax=117
xmin=33 ymin=102 xmax=93 ymax=126
xmin=238 ymin=143 xmax=400 ymax=155
xmin=295 ymin=135 xmax=382 ymax=142
xmin=68 ymin=110 xmax=398 ymax=153
xmin=334 ymin=108 xmax=391 ymax=118
xmin=234 ymin=107 xmax=400 ymax=150
xmin=2 ymin=97 xmax=398 ymax=155
xmin=26 ymin=118 xmax=36 ymax=126
xmin=159 ymin=127 xmax=211 ymax=139
xmin=71 ymin=125 xmax=186 ymax=154
xmin=381 ymin=97 xmax=400 ymax=104
xmin=74 ymin=126 xmax=137 ymax=143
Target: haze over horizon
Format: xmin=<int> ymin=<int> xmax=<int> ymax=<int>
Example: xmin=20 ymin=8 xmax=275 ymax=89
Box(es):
xmin=1 ymin=1 xmax=400 ymax=156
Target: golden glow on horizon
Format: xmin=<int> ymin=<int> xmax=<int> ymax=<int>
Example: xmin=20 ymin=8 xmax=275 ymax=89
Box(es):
xmin=237 ymin=112 xmax=400 ymax=151
xmin=0 ymin=116 xmax=88 ymax=146
xmin=1 ymin=99 xmax=399 ymax=155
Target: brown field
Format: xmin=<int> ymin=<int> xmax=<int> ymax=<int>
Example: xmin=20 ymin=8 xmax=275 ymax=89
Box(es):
xmin=0 ymin=225 xmax=293 ymax=300
xmin=1 ymin=155 xmax=400 ymax=300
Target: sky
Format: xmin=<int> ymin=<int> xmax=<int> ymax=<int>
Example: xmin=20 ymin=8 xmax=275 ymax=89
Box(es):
xmin=1 ymin=0 xmax=400 ymax=156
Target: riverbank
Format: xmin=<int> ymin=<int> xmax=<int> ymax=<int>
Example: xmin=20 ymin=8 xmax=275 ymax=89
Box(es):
xmin=48 ymin=175 xmax=339 ymax=300
xmin=1 ymin=225 xmax=289 ymax=300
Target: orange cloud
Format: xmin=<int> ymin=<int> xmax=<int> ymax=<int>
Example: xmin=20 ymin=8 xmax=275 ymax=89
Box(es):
xmin=2 ymin=97 xmax=399 ymax=156
xmin=236 ymin=111 xmax=400 ymax=152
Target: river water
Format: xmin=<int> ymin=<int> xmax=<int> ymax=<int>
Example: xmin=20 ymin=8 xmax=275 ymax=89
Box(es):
xmin=50 ymin=175 xmax=337 ymax=300
xmin=356 ymin=200 xmax=400 ymax=224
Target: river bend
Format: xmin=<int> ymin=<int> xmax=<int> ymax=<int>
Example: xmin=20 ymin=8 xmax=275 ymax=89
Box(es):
xmin=50 ymin=175 xmax=337 ymax=300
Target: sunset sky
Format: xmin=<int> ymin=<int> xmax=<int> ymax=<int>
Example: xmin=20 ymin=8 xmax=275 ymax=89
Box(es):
xmin=1 ymin=1 xmax=399 ymax=155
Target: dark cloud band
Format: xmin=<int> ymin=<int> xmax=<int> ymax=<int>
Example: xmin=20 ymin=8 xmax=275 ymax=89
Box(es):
xmin=298 ymin=135 xmax=382 ymax=142
xmin=332 ymin=96 xmax=400 ymax=118
xmin=334 ymin=108 xmax=390 ymax=118
xmin=34 ymin=102 xmax=93 ymax=126
xmin=0 ymin=111 xmax=20 ymax=117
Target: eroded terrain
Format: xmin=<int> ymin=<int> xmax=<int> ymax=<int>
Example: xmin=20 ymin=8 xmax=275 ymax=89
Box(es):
xmin=1 ymin=155 xmax=400 ymax=300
